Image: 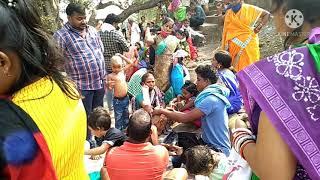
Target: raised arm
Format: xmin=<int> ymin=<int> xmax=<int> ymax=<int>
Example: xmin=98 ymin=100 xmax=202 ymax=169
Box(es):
xmin=145 ymin=27 xmax=155 ymax=45
xmin=236 ymin=112 xmax=297 ymax=179
xmin=254 ymin=9 xmax=271 ymax=34
xmin=116 ymin=53 xmax=133 ymax=71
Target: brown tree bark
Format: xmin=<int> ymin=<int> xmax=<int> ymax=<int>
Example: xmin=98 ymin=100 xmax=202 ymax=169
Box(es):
xmin=97 ymin=0 xmax=162 ymax=22
xmin=35 ymin=0 xmax=60 ymax=33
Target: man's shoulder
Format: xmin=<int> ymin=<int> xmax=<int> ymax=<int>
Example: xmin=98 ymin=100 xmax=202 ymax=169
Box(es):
xmin=196 ymin=95 xmax=221 ymax=112
xmin=100 ymin=30 xmax=123 ymax=38
xmin=153 ymin=145 xmax=169 ymax=157
xmin=54 ymin=26 xmax=69 ymax=37
xmin=202 ymin=95 xmax=221 ymax=103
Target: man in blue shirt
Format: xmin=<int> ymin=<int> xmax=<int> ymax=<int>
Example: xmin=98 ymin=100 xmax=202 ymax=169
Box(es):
xmin=54 ymin=3 xmax=105 ymax=140
xmin=153 ymin=65 xmax=231 ymax=156
xmin=54 ymin=3 xmax=105 ymax=116
xmin=189 ymin=1 xmax=206 ymax=28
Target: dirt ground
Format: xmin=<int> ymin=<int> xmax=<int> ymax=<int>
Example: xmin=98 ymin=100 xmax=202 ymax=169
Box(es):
xmin=196 ymin=19 xmax=284 ymax=63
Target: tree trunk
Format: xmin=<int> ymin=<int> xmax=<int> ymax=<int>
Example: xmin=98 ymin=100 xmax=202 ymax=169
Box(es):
xmin=35 ymin=0 xmax=60 ymax=33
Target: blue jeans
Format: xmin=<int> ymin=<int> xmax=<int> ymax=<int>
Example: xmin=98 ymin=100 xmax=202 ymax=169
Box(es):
xmin=113 ymin=96 xmax=129 ymax=131
xmin=105 ymin=88 xmax=114 ymax=111
xmin=81 ymin=88 xmax=105 ymax=139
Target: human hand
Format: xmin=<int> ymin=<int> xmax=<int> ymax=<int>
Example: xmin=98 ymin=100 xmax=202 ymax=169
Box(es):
xmin=254 ymin=23 xmax=263 ymax=34
xmin=108 ymin=80 xmax=115 ymax=90
xmin=152 ymin=107 xmax=163 ymax=116
xmin=161 ymin=143 xmax=183 ymax=156
xmin=165 ymin=106 xmax=175 ymax=112
xmin=144 ymin=105 xmax=154 ymax=114
xmin=169 ymin=102 xmax=177 ymax=110
xmin=90 ymin=155 xmax=102 ymax=160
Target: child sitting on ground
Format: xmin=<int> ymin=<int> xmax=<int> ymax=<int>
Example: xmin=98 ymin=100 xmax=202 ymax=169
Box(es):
xmin=170 ymin=81 xmax=201 ymax=128
xmin=185 ymin=145 xmax=253 ymax=180
xmin=106 ymin=54 xmax=133 ymax=131
xmin=212 ymin=50 xmax=242 ymax=115
xmin=85 ymin=107 xmax=126 ymax=157
xmin=184 ymin=145 xmax=227 ymax=180
xmin=170 ymin=49 xmax=191 ymax=97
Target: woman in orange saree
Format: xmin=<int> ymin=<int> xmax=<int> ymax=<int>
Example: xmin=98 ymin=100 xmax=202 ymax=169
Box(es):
xmin=221 ymin=0 xmax=270 ymax=72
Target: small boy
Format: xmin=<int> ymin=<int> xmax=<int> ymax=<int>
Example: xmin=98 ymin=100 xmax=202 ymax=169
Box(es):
xmin=105 ymin=54 xmax=132 ymax=131
xmin=85 ymin=107 xmax=126 ymax=157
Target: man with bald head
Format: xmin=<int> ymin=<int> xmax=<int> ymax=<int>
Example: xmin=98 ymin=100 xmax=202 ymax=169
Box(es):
xmin=104 ymin=109 xmax=169 ymax=180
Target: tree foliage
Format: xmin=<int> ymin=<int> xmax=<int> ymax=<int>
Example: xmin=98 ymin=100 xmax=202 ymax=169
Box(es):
xmin=36 ymin=0 xmax=163 ymax=33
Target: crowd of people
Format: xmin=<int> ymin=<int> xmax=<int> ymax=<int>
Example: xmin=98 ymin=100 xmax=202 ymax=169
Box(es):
xmin=0 ymin=0 xmax=319 ymax=179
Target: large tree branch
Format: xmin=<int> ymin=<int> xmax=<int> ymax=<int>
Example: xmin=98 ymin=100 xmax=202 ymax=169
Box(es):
xmin=96 ymin=1 xmax=123 ymax=10
xmin=118 ymin=0 xmax=161 ymax=22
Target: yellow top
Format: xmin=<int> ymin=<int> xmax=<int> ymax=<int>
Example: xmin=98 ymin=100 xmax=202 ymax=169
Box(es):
xmin=12 ymin=78 xmax=88 ymax=180
xmin=221 ymin=3 xmax=263 ymax=71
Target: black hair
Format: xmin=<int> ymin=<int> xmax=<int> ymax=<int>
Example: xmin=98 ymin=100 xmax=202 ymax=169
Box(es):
xmin=175 ymin=29 xmax=190 ymax=39
xmin=88 ymin=107 xmax=111 ymax=130
xmin=127 ymin=109 xmax=152 ymax=142
xmin=271 ymin=0 xmax=320 ymax=49
xmin=135 ymin=41 xmax=141 ymax=49
xmin=185 ymin=145 xmax=218 ymax=175
xmin=195 ymin=65 xmax=218 ymax=84
xmin=104 ymin=13 xmax=120 ymax=24
xmin=66 ymin=3 xmax=86 ymax=16
xmin=162 ymin=17 xmax=174 ymax=26
xmin=141 ymin=72 xmax=154 ymax=85
xmin=190 ymin=1 xmax=198 ymax=7
xmin=182 ymin=80 xmax=198 ymax=96
xmin=214 ymin=50 xmax=232 ymax=69
xmin=0 ymin=0 xmax=80 ymax=99
xmin=177 ymin=57 xmax=184 ymax=65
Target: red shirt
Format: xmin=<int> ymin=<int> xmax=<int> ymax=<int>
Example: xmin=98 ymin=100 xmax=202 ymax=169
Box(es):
xmin=105 ymin=142 xmax=169 ymax=180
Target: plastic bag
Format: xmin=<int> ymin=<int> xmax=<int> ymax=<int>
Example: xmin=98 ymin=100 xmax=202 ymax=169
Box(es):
xmin=174 ymin=6 xmax=187 ymax=22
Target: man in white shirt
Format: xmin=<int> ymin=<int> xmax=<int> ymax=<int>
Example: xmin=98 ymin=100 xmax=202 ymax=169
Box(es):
xmin=128 ymin=18 xmax=141 ymax=46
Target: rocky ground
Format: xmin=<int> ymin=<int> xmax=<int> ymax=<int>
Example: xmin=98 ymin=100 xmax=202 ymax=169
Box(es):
xmin=196 ymin=19 xmax=283 ymax=63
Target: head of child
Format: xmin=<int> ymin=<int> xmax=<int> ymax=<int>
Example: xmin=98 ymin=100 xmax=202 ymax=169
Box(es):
xmin=175 ymin=29 xmax=188 ymax=40
xmin=88 ymin=107 xmax=111 ymax=138
xmin=185 ymin=145 xmax=219 ymax=176
xmin=183 ymin=19 xmax=190 ymax=27
xmin=135 ymin=42 xmax=142 ymax=50
xmin=181 ymin=81 xmax=198 ymax=100
xmin=173 ymin=49 xmax=188 ymax=65
xmin=141 ymin=72 xmax=155 ymax=91
xmin=212 ymin=50 xmax=232 ymax=70
xmin=111 ymin=55 xmax=123 ymax=74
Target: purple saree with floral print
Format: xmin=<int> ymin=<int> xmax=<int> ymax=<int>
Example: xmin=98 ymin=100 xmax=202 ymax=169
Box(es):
xmin=237 ymin=28 xmax=320 ymax=180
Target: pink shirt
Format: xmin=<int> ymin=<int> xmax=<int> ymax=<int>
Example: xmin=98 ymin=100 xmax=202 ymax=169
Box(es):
xmin=105 ymin=142 xmax=169 ymax=180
